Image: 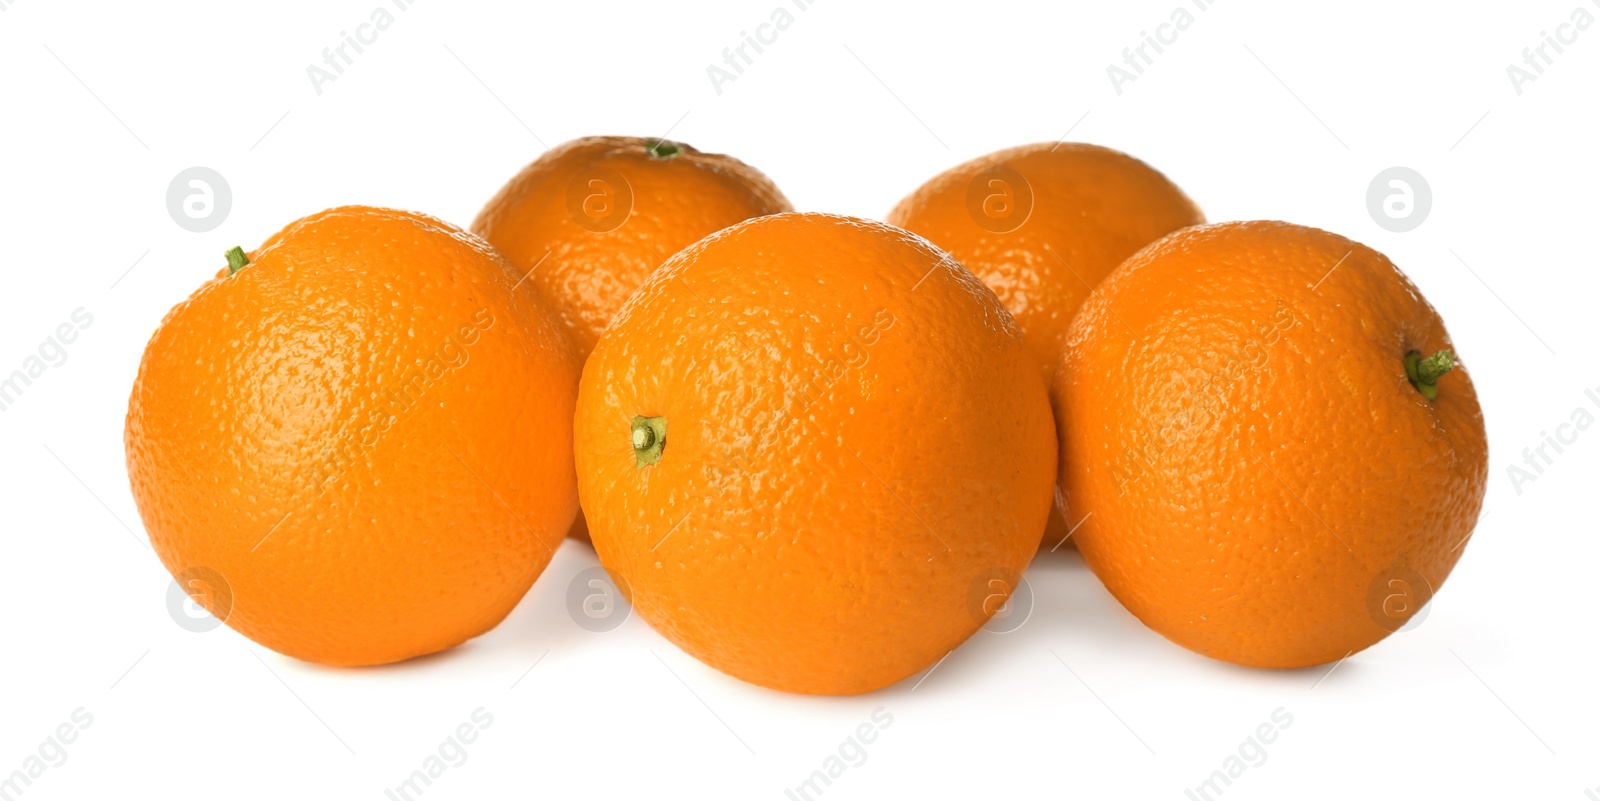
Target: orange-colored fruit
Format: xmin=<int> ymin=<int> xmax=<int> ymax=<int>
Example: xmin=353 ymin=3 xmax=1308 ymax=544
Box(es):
xmin=1054 ymin=221 xmax=1488 ymax=668
xmin=475 ymin=136 xmax=792 ymax=543
xmin=574 ymin=212 xmax=1056 ymax=695
xmin=473 ymin=135 xmax=792 ymax=359
xmin=126 ymin=206 xmax=581 ymax=666
xmin=888 ymin=142 xmax=1203 ymax=549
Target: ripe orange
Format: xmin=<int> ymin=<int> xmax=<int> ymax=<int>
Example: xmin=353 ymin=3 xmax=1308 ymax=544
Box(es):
xmin=573 ymin=212 xmax=1056 ymax=695
xmin=888 ymin=142 xmax=1203 ymax=549
xmin=473 ymin=135 xmax=792 ymax=359
xmin=474 ymin=136 xmax=792 ymax=543
xmin=1054 ymin=221 xmax=1488 ymax=668
xmin=126 ymin=206 xmax=581 ymax=666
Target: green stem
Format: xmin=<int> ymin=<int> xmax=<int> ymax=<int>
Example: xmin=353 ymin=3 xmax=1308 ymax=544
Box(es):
xmin=1404 ymin=349 xmax=1455 ymax=401
xmin=646 ymin=139 xmax=682 ymax=159
xmin=225 ymin=246 xmax=250 ymax=276
xmin=631 ymin=416 xmax=667 ymax=468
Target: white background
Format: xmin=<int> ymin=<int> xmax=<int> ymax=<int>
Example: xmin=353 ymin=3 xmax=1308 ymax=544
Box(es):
xmin=1 ymin=1 xmax=1596 ymax=799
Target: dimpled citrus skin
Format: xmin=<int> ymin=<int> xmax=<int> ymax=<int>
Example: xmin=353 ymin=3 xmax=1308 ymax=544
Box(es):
xmin=126 ymin=206 xmax=581 ymax=666
xmin=888 ymin=143 xmax=1202 ymax=550
xmin=1054 ymin=221 xmax=1488 ymax=669
xmin=472 ymin=136 xmax=793 ymax=359
xmin=574 ymin=213 xmax=1056 ymax=695
xmin=887 ymin=142 xmax=1203 ymax=386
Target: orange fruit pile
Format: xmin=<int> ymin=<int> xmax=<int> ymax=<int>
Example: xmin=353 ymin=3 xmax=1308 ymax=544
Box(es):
xmin=125 ymin=135 xmax=1487 ymax=690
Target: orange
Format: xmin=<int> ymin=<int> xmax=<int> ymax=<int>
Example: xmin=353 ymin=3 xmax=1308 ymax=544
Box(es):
xmin=474 ymin=135 xmax=791 ymax=543
xmin=473 ymin=135 xmax=792 ymax=359
xmin=573 ymin=212 xmax=1056 ymax=695
xmin=125 ymin=206 xmax=581 ymax=666
xmin=887 ymin=142 xmax=1203 ymax=549
xmin=1054 ymin=221 xmax=1488 ymax=668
